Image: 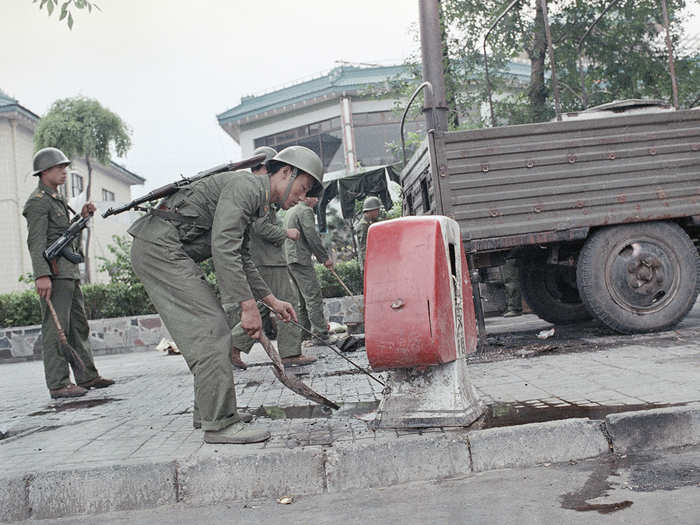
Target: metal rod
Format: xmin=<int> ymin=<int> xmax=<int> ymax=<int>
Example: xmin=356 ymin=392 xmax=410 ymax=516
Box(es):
xmin=660 ymin=0 xmax=680 ymax=110
xmin=400 ymin=81 xmax=434 ymax=166
xmin=576 ymin=0 xmax=620 ymax=108
xmin=540 ymin=0 xmax=562 ymax=121
xmin=483 ymin=0 xmax=521 ymax=127
xmin=258 ymin=302 xmax=386 ymax=387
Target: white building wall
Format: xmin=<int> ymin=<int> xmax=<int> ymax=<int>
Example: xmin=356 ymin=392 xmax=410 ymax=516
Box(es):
xmin=0 ymin=116 xmax=39 ymax=293
xmin=0 ymin=111 xmax=143 ymax=294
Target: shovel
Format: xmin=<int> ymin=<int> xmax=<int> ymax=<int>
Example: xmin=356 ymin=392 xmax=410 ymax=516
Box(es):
xmin=258 ymin=333 xmax=339 ymax=410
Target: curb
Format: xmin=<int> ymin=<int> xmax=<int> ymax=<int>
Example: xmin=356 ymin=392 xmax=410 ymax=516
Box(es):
xmin=605 ymin=403 xmax=700 ymax=454
xmin=2 ymin=405 xmax=699 ymax=522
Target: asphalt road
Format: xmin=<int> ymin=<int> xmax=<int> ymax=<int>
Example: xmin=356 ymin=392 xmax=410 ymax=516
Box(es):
xmin=22 ymin=445 xmax=700 ymax=525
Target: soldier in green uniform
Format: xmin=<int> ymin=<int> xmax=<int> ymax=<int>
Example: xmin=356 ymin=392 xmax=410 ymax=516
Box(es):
xmin=129 ymin=146 xmax=323 ymax=444
xmin=355 ymin=195 xmax=382 ymax=268
xmin=23 ymin=147 xmax=114 ymax=399
xmin=230 ymin=147 xmax=316 ymax=369
xmin=285 ymin=196 xmax=333 ymax=344
xmin=502 ymin=251 xmax=523 ymax=317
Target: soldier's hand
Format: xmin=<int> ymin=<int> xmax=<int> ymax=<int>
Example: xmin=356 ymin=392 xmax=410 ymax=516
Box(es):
xmin=240 ymin=299 xmax=262 ymax=339
xmin=263 ymin=295 xmax=298 ymax=323
xmin=81 ymin=203 xmax=96 ymax=218
xmin=324 ymin=259 xmax=334 ymax=269
xmin=36 ymin=276 xmax=52 ymax=299
xmin=286 ymin=228 xmax=300 ymax=241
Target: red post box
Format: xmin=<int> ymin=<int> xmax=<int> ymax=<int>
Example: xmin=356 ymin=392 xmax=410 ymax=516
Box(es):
xmin=365 ymin=216 xmax=477 ymax=370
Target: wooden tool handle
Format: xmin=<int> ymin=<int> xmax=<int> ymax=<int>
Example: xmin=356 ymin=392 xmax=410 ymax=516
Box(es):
xmin=45 ymin=298 xmax=68 ymax=345
xmin=330 ymin=268 xmax=353 ymax=296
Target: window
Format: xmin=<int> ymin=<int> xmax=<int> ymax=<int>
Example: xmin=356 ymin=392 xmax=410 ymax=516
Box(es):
xmin=102 ymin=189 xmax=115 ymax=202
xmin=70 ymin=172 xmax=84 ymax=198
xmin=254 ymin=116 xmax=344 ymax=171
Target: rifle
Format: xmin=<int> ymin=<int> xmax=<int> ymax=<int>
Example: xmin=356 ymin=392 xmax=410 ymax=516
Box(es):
xmin=43 ymin=213 xmax=91 ymax=275
xmin=101 ymin=153 xmax=267 ymax=218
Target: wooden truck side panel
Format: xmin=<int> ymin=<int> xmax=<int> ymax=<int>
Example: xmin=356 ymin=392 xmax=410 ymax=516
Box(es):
xmin=402 ymin=109 xmax=700 ymax=253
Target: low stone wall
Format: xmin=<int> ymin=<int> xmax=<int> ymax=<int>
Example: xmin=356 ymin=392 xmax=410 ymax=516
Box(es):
xmin=0 ymin=295 xmax=365 ymax=362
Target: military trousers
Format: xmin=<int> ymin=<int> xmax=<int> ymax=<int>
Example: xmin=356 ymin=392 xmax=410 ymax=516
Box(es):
xmin=39 ymin=278 xmax=99 ymax=391
xmin=288 ymin=262 xmax=329 ymax=339
xmin=502 ymin=257 xmax=522 ymax=312
xmin=231 ymin=265 xmax=301 ymax=358
xmin=131 ymin=231 xmax=240 ymax=432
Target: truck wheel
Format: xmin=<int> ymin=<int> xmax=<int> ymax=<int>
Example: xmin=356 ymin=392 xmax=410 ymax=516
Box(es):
xmin=519 ymin=258 xmax=591 ymax=325
xmin=576 ymin=222 xmax=700 ymax=334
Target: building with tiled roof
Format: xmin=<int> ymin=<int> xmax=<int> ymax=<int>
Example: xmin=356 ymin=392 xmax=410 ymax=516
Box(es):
xmin=217 ymin=62 xmax=530 ymax=173
xmin=218 ymin=64 xmax=426 ymax=173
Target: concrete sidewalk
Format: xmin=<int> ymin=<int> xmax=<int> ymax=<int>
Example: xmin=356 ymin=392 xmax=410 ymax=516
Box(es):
xmin=1 ymin=314 xmax=699 ymax=522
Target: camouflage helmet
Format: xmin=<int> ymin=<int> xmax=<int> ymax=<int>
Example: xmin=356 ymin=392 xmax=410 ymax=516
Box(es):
xmin=253 ymin=146 xmax=278 ymax=163
xmin=363 ymin=196 xmax=382 ymax=212
xmin=32 ymin=147 xmax=71 ymax=176
xmin=273 ymin=145 xmax=324 ymax=196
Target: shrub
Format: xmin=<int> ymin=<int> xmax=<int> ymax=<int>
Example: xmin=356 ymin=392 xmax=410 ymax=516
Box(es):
xmin=0 ymin=282 xmax=155 ymax=329
xmin=0 ymin=289 xmax=42 ymax=327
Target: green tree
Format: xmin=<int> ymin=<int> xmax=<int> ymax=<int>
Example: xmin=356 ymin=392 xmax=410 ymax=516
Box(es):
xmin=35 ymin=96 xmax=132 ymax=282
xmin=33 ymin=0 xmax=100 ymax=29
xmin=393 ymin=0 xmax=699 ymax=128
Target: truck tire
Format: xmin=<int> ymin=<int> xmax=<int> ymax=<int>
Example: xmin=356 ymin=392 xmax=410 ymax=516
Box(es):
xmin=519 ymin=257 xmax=591 ymax=325
xmin=576 ymin=222 xmax=699 ymax=334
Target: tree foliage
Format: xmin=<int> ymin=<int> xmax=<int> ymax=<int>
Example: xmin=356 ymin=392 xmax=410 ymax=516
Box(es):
xmin=34 ymin=97 xmax=131 ymax=166
xmin=33 ymin=0 xmax=100 ymax=30
xmin=394 ymin=0 xmax=699 ymax=130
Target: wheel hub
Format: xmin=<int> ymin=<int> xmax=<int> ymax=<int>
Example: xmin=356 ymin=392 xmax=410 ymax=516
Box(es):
xmin=607 ymin=241 xmax=679 ymax=312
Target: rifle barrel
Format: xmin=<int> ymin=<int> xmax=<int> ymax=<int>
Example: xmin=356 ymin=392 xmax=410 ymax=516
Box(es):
xmin=101 ymin=153 xmax=268 ymax=218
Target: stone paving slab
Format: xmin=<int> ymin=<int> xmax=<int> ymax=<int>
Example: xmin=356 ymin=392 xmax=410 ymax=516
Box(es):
xmin=1 ymin=314 xmax=699 ymax=521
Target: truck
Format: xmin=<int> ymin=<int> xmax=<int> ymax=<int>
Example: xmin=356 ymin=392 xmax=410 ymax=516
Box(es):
xmin=401 ymin=1 xmax=700 ymax=335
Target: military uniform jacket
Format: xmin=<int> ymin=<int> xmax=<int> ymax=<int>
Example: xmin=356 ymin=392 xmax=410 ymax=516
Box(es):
xmin=355 ymin=215 xmax=375 ymax=261
xmin=23 ymin=182 xmax=82 ymax=280
xmin=128 ymin=170 xmax=271 ymax=306
xmin=249 ymin=207 xmax=287 ymax=267
xmin=284 ymin=203 xmax=328 ymax=266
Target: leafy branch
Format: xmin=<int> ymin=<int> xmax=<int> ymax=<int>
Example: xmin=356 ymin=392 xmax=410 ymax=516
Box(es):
xmin=33 ymin=0 xmax=100 ymax=29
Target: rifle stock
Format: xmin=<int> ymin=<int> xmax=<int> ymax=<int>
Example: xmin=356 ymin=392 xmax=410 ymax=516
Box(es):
xmin=101 ymin=153 xmax=267 ymax=218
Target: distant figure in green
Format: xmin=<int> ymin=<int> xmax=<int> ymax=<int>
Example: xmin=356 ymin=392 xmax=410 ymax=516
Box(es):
xmin=23 ymin=147 xmax=114 ymax=399
xmin=129 ymin=146 xmax=324 ymax=444
xmin=285 ymin=196 xmax=334 ymax=345
xmin=502 ymin=251 xmax=522 ymax=317
xmin=356 ymin=195 xmax=382 ymax=268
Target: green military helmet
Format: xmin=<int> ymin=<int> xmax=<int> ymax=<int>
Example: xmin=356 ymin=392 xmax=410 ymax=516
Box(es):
xmin=363 ymin=196 xmax=382 ymax=212
xmin=32 ymin=147 xmax=71 ymax=176
xmin=273 ymin=145 xmax=324 ymax=196
xmin=253 ymin=146 xmax=278 ymax=162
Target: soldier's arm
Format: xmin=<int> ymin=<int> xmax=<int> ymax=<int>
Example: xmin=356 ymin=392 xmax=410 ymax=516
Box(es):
xmin=23 ymin=199 xmax=52 ymax=278
xmin=300 ymin=206 xmax=329 ymax=263
xmin=250 ymin=212 xmax=287 ymax=247
xmin=211 ymin=177 xmax=271 ymax=306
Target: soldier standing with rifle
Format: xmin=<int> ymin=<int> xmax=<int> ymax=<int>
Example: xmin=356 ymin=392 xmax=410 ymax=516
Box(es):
xmin=22 ymin=147 xmax=114 ymax=399
xmin=128 ymin=145 xmax=324 ymax=444
xmin=230 ymin=147 xmax=316 ymax=369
